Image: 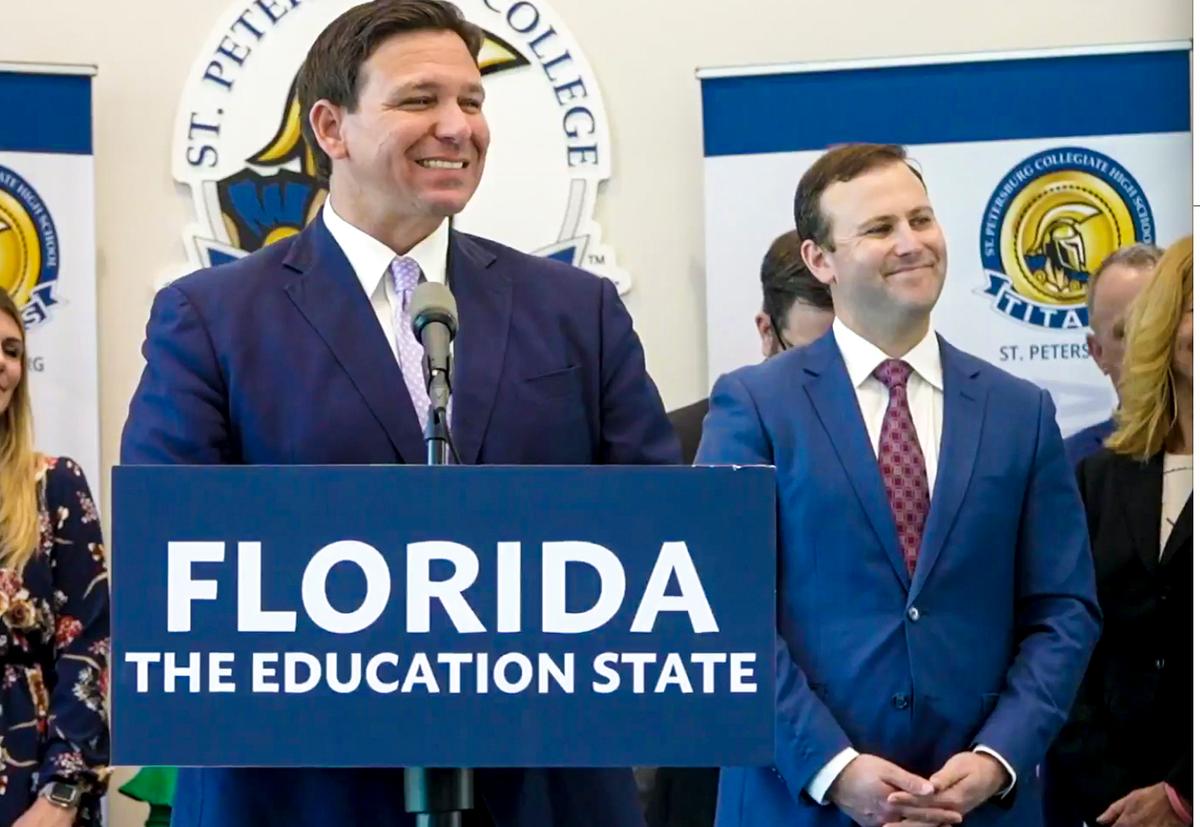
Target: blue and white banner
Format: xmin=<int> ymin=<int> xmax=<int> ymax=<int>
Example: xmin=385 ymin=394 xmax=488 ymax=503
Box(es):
xmin=699 ymin=43 xmax=1191 ymax=436
xmin=111 ymin=465 xmax=776 ymax=768
xmin=0 ymin=63 xmax=99 ymax=481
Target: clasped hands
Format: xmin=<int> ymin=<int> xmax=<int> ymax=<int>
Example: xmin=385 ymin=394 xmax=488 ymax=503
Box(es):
xmin=828 ymin=751 xmax=1008 ymax=827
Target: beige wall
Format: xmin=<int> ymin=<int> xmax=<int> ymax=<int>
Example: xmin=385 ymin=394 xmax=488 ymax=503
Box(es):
xmin=1 ymin=1 xmax=1190 ymax=824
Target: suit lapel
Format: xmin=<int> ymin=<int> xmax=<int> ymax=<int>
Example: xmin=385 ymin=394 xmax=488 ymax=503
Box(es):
xmin=802 ymin=332 xmax=910 ymax=589
xmin=448 ymin=231 xmax=508 ymax=466
xmin=281 ymin=216 xmax=426 ymax=463
xmin=1115 ymin=453 xmax=1164 ymax=573
xmin=1161 ymin=494 xmax=1192 ymax=567
xmin=910 ymin=340 xmax=986 ymax=600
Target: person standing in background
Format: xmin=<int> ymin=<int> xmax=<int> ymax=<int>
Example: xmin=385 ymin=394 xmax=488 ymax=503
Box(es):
xmin=1047 ymin=236 xmax=1193 ymax=827
xmin=669 ymin=230 xmax=833 ymax=465
xmin=1065 ymin=244 xmax=1161 ymax=467
xmin=0 ymin=287 xmax=109 ymax=827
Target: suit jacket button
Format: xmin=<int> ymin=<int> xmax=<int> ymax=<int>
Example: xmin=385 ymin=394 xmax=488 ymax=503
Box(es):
xmin=892 ymin=693 xmax=911 ymax=709
xmin=907 ymin=606 xmax=920 ymax=622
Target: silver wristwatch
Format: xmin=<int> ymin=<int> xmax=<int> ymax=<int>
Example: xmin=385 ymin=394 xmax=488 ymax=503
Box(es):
xmin=39 ymin=780 xmax=82 ymax=809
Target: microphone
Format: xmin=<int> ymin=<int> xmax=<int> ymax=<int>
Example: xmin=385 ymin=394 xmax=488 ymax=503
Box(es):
xmin=409 ymin=282 xmax=458 ymax=414
xmin=406 ymin=281 xmax=472 ymax=822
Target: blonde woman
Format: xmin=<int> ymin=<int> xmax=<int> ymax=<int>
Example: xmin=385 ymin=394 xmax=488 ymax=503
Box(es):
xmin=0 ymin=288 xmax=109 ymax=826
xmin=1048 ymin=236 xmax=1192 ymax=827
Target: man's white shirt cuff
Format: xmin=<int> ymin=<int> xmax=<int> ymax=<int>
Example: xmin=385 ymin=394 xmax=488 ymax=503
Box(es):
xmin=806 ymin=747 xmax=859 ymax=805
xmin=974 ymin=745 xmax=1016 ymax=796
xmin=804 ymin=745 xmax=1012 ymax=805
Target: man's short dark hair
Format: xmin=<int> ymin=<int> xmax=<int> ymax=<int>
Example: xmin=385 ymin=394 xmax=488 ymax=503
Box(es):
xmin=761 ymin=229 xmax=832 ymax=321
xmin=297 ymin=0 xmax=483 ymax=182
xmin=793 ymin=143 xmax=925 ymax=251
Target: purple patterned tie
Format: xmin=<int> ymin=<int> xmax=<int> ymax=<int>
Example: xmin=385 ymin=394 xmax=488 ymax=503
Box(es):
xmin=389 ymin=257 xmax=430 ymax=427
xmin=873 ymin=359 xmax=929 ymax=576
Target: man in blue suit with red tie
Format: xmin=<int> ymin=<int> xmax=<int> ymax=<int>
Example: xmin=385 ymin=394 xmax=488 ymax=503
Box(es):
xmin=120 ymin=2 xmax=677 ymax=825
xmin=699 ymin=144 xmax=1101 ymax=827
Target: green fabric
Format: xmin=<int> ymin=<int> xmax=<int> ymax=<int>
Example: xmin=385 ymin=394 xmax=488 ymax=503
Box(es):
xmin=118 ymin=767 xmax=177 ymax=823
xmin=144 ymin=805 xmax=172 ymax=827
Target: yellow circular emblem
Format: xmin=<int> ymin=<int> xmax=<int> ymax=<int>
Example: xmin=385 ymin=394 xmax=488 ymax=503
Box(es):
xmin=999 ymin=170 xmax=1137 ymax=307
xmin=0 ymin=189 xmax=41 ymax=308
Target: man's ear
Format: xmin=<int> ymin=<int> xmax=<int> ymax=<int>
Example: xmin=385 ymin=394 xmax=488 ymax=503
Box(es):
xmin=754 ymin=312 xmax=777 ymax=359
xmin=309 ymin=99 xmax=350 ymax=164
xmin=800 ymin=238 xmax=836 ymax=287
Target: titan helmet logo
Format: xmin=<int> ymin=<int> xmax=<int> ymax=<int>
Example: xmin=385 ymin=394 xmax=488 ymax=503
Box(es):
xmin=978 ymin=146 xmax=1155 ymax=330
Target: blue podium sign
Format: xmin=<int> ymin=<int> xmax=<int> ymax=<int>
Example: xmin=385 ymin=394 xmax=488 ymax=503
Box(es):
xmin=111 ymin=465 xmax=775 ymax=767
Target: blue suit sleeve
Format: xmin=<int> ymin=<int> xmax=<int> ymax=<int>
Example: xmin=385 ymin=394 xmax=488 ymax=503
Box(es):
xmin=596 ymin=278 xmax=680 ymax=465
xmin=973 ymin=389 xmax=1102 ymax=778
xmin=120 ymin=284 xmax=234 ymax=465
xmin=697 ymin=371 xmax=853 ymax=803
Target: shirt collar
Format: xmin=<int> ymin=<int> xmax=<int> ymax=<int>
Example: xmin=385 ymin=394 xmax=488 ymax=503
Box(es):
xmin=322 ymin=199 xmax=449 ymax=297
xmin=832 ymin=316 xmax=943 ymax=391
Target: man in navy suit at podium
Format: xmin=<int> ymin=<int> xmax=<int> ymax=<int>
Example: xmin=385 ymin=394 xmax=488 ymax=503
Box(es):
xmin=699 ymin=144 xmax=1100 ymax=827
xmin=120 ymin=1 xmax=677 ymax=825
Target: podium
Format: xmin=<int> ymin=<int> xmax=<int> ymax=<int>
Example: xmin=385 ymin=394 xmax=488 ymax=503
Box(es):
xmin=111 ymin=465 xmax=775 ymax=769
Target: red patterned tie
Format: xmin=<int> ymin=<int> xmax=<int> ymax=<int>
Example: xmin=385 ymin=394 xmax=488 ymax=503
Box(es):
xmin=873 ymin=359 xmax=929 ymax=576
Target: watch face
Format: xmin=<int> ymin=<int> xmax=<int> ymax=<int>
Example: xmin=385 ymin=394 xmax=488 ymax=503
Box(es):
xmin=44 ymin=782 xmax=80 ymax=807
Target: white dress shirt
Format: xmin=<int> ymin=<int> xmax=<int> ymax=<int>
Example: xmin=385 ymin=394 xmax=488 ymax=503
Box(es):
xmin=806 ymin=318 xmax=1015 ymax=805
xmin=321 ymin=199 xmax=450 ymax=364
xmin=832 ymin=317 xmax=942 ymax=484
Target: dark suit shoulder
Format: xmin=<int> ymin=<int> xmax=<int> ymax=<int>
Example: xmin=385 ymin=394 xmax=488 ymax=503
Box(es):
xmin=1078 ymin=447 xmax=1154 ymax=486
xmin=1064 ymin=418 xmax=1115 ymax=467
xmin=1080 ymin=445 xmax=1159 ymax=473
xmin=1076 ymin=446 xmax=1115 ymax=495
xmin=1077 ymin=445 xmax=1117 ymax=477
xmin=163 ymin=233 xmax=301 ymax=306
xmin=669 ymin=398 xmax=709 ymax=427
xmin=457 ymin=231 xmax=609 ymax=294
xmin=668 ymin=398 xmax=709 ymax=464
xmin=1076 ymin=447 xmax=1164 ymax=512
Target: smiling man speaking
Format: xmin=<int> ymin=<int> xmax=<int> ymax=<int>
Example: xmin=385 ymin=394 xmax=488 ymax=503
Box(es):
xmin=120 ymin=2 xmax=679 ymax=825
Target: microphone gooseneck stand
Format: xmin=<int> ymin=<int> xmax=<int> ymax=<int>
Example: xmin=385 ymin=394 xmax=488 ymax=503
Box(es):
xmin=404 ymin=284 xmax=472 ymax=827
xmin=405 ymin=765 xmax=473 ymax=827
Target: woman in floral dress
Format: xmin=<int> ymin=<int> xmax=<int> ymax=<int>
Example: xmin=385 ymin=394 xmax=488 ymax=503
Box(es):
xmin=0 ymin=288 xmax=109 ymax=826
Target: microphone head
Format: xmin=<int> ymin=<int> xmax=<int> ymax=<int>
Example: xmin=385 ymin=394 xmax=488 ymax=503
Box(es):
xmin=410 ymin=281 xmax=458 ymax=340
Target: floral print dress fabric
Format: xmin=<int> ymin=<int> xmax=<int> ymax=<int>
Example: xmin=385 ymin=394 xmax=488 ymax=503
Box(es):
xmin=0 ymin=457 xmax=109 ymax=825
